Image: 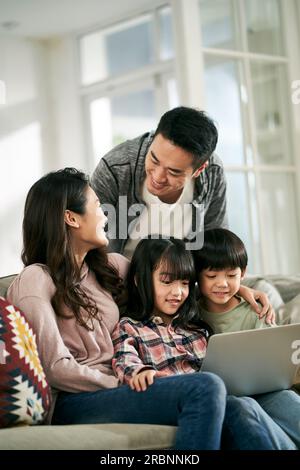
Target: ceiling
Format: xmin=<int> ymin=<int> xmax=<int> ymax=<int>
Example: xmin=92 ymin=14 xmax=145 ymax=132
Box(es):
xmin=0 ymin=0 xmax=161 ymax=38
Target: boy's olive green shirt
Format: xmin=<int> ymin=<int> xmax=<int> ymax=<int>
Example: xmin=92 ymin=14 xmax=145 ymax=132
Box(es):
xmin=199 ymin=298 xmax=269 ymax=334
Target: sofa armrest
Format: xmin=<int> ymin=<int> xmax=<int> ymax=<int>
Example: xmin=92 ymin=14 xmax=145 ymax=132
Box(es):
xmin=0 ymin=275 xmax=17 ymax=298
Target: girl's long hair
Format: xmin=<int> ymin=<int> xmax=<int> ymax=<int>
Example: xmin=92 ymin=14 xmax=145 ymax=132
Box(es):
xmin=126 ymin=237 xmax=212 ymax=335
xmin=22 ymin=167 xmax=124 ymax=330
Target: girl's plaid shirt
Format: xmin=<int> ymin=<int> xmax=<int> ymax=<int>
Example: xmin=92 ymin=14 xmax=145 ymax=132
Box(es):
xmin=112 ymin=316 xmax=208 ymax=384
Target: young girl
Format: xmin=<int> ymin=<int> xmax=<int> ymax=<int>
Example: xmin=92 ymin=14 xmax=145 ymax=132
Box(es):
xmin=112 ymin=237 xmax=296 ymax=449
xmin=193 ymin=228 xmax=300 ymax=449
xmin=113 ymin=237 xmax=211 ymax=388
xmin=6 ymin=168 xmax=238 ymax=450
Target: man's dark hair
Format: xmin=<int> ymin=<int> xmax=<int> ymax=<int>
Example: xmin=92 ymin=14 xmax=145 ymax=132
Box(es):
xmin=154 ymin=106 xmax=218 ymax=168
xmin=193 ymin=228 xmax=248 ymax=272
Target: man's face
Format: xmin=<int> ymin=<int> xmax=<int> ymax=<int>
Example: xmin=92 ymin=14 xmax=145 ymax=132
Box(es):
xmin=144 ymin=134 xmax=203 ymax=204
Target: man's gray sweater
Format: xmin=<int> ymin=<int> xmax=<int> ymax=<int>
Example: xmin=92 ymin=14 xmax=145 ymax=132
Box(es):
xmin=91 ymin=132 xmax=228 ymax=254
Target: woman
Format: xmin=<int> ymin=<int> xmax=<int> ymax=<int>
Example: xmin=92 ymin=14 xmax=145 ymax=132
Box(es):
xmin=7 ymin=168 xmax=295 ymax=450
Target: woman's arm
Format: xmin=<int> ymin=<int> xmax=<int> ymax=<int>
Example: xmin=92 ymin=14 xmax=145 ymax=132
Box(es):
xmin=13 ymin=295 xmax=119 ymax=392
xmin=238 ymin=285 xmax=276 ymax=325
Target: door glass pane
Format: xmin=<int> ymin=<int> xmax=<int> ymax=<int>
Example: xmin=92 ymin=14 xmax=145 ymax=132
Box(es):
xmin=167 ymin=78 xmax=179 ymax=108
xmin=199 ymin=0 xmax=238 ymax=50
xmin=245 ymin=0 xmax=284 ymax=56
xmin=90 ymin=88 xmax=157 ymax=164
xmin=159 ymin=6 xmax=174 ymax=60
xmin=258 ymin=173 xmax=300 ymax=274
xmin=251 ymin=62 xmax=292 ymax=165
xmin=226 ymin=171 xmax=257 ymax=273
xmin=80 ymin=15 xmax=154 ymax=85
xmin=204 ymin=56 xmax=245 ymax=166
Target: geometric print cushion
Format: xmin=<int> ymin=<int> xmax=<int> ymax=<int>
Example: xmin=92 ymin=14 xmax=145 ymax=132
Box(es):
xmin=0 ymin=296 xmax=51 ymax=427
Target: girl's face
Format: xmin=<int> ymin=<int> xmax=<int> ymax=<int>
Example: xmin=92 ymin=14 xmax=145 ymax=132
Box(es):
xmin=152 ymin=261 xmax=190 ymax=323
xmin=76 ymin=186 xmax=108 ymax=249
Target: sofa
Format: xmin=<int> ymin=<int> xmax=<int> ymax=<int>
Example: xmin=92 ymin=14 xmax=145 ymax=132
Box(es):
xmin=0 ymin=273 xmax=299 ymax=450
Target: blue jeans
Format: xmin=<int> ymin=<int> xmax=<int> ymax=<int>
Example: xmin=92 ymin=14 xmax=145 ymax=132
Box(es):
xmin=223 ymin=396 xmax=296 ymax=450
xmin=52 ymin=373 xmax=295 ymax=450
xmin=254 ymin=389 xmax=300 ymax=448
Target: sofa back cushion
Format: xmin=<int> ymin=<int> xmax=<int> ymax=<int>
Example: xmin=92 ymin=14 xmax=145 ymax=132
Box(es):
xmin=266 ymin=275 xmax=300 ymax=304
xmin=277 ymin=293 xmax=300 ymax=326
xmin=0 ymin=296 xmax=51 ymax=427
xmin=243 ymin=276 xmax=284 ymax=311
xmin=0 ymin=275 xmax=17 ymax=298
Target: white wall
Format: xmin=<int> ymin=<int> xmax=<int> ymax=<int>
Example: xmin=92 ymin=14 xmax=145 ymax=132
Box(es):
xmin=0 ymin=37 xmax=47 ymax=275
xmin=0 ymin=34 xmax=86 ymax=276
xmin=45 ymin=36 xmax=85 ymax=172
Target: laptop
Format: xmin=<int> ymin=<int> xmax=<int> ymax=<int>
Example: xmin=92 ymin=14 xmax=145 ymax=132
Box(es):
xmin=201 ymin=323 xmax=300 ymax=396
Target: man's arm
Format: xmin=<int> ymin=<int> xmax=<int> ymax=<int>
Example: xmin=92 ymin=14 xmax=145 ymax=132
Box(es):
xmin=204 ymin=164 xmax=228 ymax=230
xmin=91 ymin=153 xmax=127 ymax=253
xmin=91 ymin=156 xmax=119 ymax=207
xmin=238 ymin=285 xmax=276 ymax=325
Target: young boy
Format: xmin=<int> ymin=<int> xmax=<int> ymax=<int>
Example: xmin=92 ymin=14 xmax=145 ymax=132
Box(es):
xmin=193 ymin=228 xmax=300 ymax=449
xmin=194 ymin=228 xmax=268 ymax=333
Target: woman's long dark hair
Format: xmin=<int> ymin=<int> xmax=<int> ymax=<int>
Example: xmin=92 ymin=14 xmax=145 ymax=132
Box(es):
xmin=22 ymin=167 xmax=124 ymax=330
xmin=127 ymin=237 xmax=212 ymax=335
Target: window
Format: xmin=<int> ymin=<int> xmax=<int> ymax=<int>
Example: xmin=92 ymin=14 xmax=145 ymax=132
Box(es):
xmin=245 ymin=0 xmax=284 ymax=56
xmin=199 ymin=0 xmax=299 ymax=274
xmin=80 ymin=5 xmax=178 ymax=168
xmin=89 ymin=85 xmax=157 ymax=160
xmin=80 ymin=15 xmax=155 ymax=85
xmin=199 ymin=0 xmax=239 ymax=50
xmin=78 ymin=0 xmax=299 ymax=274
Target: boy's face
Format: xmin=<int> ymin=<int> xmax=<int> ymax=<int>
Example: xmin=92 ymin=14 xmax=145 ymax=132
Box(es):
xmin=198 ymin=267 xmax=245 ymax=311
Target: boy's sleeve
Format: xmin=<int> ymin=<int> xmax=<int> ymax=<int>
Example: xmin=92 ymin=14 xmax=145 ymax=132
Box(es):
xmin=112 ymin=320 xmax=154 ymax=384
xmin=254 ymin=315 xmax=271 ymax=329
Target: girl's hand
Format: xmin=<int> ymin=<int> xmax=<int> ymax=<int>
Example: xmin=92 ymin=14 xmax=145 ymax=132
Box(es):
xmin=238 ymin=285 xmax=276 ymax=325
xmin=129 ymin=369 xmax=157 ymax=392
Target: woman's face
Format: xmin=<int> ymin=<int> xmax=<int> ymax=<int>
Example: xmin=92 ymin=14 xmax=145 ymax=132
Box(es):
xmin=76 ymin=186 xmax=108 ymax=249
xmin=152 ymin=261 xmax=189 ymax=323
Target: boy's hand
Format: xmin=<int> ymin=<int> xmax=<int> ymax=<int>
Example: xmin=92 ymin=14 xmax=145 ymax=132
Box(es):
xmin=239 ymin=285 xmax=276 ymax=325
xmin=130 ymin=369 xmax=157 ymax=392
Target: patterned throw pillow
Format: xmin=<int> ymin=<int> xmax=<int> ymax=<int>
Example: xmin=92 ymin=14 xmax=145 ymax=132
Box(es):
xmin=0 ymin=297 xmax=51 ymax=427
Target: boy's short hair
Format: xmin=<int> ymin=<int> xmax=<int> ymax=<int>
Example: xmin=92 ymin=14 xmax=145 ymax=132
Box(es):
xmin=193 ymin=228 xmax=248 ymax=272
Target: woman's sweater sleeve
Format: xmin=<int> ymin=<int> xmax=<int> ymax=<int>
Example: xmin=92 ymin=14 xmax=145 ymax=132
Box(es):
xmin=6 ymin=285 xmax=118 ymax=393
xmin=16 ymin=295 xmax=118 ymax=392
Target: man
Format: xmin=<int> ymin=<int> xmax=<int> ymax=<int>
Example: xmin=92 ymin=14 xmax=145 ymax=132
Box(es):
xmin=91 ymin=106 xmax=226 ymax=257
xmin=91 ymin=106 xmax=275 ymax=322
